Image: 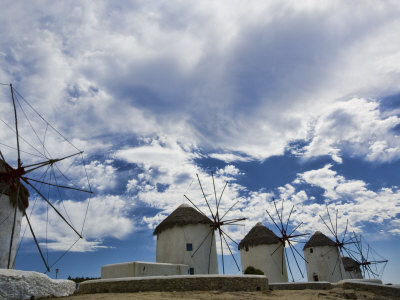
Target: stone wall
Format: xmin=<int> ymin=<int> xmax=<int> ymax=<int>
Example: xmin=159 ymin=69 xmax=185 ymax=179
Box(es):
xmin=270 ymin=281 xmax=332 ymax=290
xmin=79 ymin=275 xmax=268 ymax=294
xmin=338 ymin=280 xmax=400 ymax=298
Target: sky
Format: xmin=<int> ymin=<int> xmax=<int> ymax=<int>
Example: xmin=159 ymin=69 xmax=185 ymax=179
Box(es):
xmin=0 ymin=0 xmax=399 ymax=283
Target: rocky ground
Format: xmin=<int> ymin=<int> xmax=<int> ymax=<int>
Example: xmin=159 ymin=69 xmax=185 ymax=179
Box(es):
xmin=43 ymin=288 xmax=396 ymax=300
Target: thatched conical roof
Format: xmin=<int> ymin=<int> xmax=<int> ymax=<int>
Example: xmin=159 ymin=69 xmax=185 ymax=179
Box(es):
xmin=303 ymin=231 xmax=336 ymax=249
xmin=238 ymin=222 xmax=281 ymax=250
xmin=0 ymin=159 xmax=29 ymax=211
xmin=342 ymin=256 xmax=361 ymax=272
xmin=153 ymin=204 xmax=213 ymax=235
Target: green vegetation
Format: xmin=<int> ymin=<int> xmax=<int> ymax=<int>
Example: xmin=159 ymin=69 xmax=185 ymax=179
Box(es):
xmin=244 ymin=266 xmax=264 ymax=275
xmin=67 ymin=276 xmax=100 ymax=283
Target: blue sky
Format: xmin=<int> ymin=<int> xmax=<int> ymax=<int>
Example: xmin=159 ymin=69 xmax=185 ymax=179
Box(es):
xmin=0 ymin=1 xmax=399 ymax=283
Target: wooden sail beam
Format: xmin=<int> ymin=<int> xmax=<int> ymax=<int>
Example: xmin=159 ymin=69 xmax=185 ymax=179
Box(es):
xmin=23 ymin=178 xmax=82 ymax=239
xmin=219 ymin=200 xmax=239 ymax=221
xmin=183 ymin=194 xmax=208 ymax=217
xmin=25 ymin=211 xmax=50 ymax=272
xmin=220 ymin=230 xmax=240 ymax=271
xmin=23 ymin=151 xmax=83 ymax=174
xmin=7 ymin=185 xmax=20 ymax=269
xmin=196 ymin=174 xmax=215 ymax=221
xmin=23 ymin=177 xmax=93 ymax=194
xmin=10 ymin=84 xmax=21 ymax=168
xmin=190 ymin=229 xmax=212 ymax=258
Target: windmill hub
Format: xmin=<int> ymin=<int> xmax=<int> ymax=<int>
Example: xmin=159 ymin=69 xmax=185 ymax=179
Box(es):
xmin=0 ymin=166 xmax=25 ymax=188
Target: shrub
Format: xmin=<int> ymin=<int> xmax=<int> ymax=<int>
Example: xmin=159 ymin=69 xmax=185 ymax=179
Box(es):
xmin=244 ymin=266 xmax=264 ymax=275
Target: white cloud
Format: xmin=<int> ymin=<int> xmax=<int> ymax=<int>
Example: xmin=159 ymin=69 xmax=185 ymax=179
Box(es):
xmin=302 ymin=98 xmax=400 ymax=163
xmin=83 ymin=160 xmax=117 ymax=191
xmin=216 ymin=165 xmax=243 ymax=180
xmin=22 ymin=194 xmax=134 ymax=252
xmin=209 ymin=153 xmax=252 ymax=163
xmin=1 ymin=1 xmax=400 ymax=164
xmin=279 ymin=165 xmax=400 ymax=238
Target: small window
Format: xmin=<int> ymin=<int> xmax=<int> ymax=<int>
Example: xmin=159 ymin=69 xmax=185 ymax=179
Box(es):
xmin=310 ymin=248 xmax=313 ymax=253
xmin=313 ymin=273 xmax=319 ymax=281
xmin=245 ymin=245 xmax=249 ymax=252
xmin=189 ymin=267 xmax=194 ymax=275
xmin=186 ymin=243 xmax=193 ymax=251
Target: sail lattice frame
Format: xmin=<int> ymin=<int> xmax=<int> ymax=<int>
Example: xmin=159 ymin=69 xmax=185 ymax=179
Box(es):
xmin=0 ymin=83 xmax=93 ymax=272
xmin=265 ymin=197 xmax=309 ymax=282
xmin=184 ymin=172 xmax=246 ymax=274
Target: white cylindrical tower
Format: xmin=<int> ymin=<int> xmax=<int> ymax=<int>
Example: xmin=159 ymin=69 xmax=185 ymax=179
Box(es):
xmin=154 ymin=204 xmax=218 ymax=275
xmin=238 ymin=222 xmax=288 ymax=283
xmin=0 ymin=160 xmax=29 ymax=269
xmin=342 ymin=256 xmax=363 ymax=279
xmin=303 ymin=231 xmax=346 ymax=282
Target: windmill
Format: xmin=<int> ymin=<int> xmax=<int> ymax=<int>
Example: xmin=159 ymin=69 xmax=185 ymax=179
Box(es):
xmin=318 ymin=204 xmax=359 ymax=280
xmin=183 ymin=172 xmax=246 ymax=274
xmin=265 ymin=197 xmax=310 ymax=282
xmin=0 ymin=83 xmax=92 ymax=272
xmin=352 ymin=235 xmax=388 ymax=279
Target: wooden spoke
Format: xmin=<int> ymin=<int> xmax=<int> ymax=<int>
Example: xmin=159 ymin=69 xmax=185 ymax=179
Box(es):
xmin=25 ymin=212 xmax=50 ymax=272
xmin=212 ymin=172 xmax=218 ymax=218
xmin=217 ymin=182 xmax=228 ymax=213
xmin=221 ymin=231 xmax=240 ymax=271
xmin=285 ymin=245 xmax=294 ymax=282
xmin=218 ymin=229 xmax=224 ymax=274
xmin=285 ymin=205 xmax=294 ymax=233
xmin=208 ymin=230 xmax=215 ymax=274
xmin=266 ymin=208 xmax=283 ymax=233
xmin=10 ymin=84 xmax=21 ymax=167
xmin=271 ymin=243 xmax=282 ymax=256
xmin=24 ymin=177 xmax=93 ymax=194
xmin=191 ymin=228 xmax=212 ymax=258
xmin=288 ymin=242 xmax=304 ymax=278
xmin=196 ymin=174 xmax=215 ymax=221
xmin=7 ymin=185 xmax=20 ymax=269
xmin=220 ymin=201 xmax=239 ymax=221
xmin=23 ymin=179 xmax=82 ymax=239
xmin=184 ymin=195 xmax=208 ymax=217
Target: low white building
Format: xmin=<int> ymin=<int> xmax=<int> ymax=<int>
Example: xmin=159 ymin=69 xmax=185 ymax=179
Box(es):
xmin=303 ymin=231 xmax=346 ymax=282
xmin=342 ymin=256 xmax=363 ymax=279
xmin=101 ymin=261 xmax=189 ymax=279
xmin=0 ymin=159 xmax=29 ymax=269
xmin=154 ymin=204 xmax=218 ymax=275
xmin=238 ymin=222 xmax=288 ymax=283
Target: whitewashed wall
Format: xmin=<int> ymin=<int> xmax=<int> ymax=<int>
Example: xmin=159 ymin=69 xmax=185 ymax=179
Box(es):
xmin=303 ymin=245 xmax=346 ymax=282
xmin=344 ymin=268 xmax=363 ymax=279
xmin=0 ymin=194 xmax=23 ymax=269
xmin=156 ymin=224 xmax=218 ymax=274
xmin=101 ymin=261 xmax=190 ymax=278
xmin=240 ymin=243 xmax=288 ymax=283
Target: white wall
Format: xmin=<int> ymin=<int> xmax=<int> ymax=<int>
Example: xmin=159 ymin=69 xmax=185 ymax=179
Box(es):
xmin=344 ymin=269 xmax=363 ymax=279
xmin=240 ymin=243 xmax=288 ymax=283
xmin=156 ymin=224 xmax=218 ymax=274
xmin=101 ymin=261 xmax=190 ymax=279
xmin=0 ymin=194 xmax=23 ymax=269
xmin=303 ymin=245 xmax=346 ymax=282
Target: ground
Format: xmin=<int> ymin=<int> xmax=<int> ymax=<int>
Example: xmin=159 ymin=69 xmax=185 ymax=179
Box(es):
xmin=43 ymin=288 xmax=395 ymax=300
